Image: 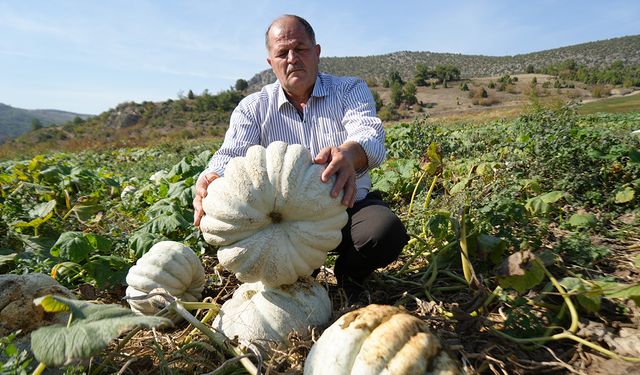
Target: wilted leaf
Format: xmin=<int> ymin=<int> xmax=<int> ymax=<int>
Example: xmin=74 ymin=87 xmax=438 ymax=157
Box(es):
xmin=30 ymin=200 xmax=57 ymax=219
xmin=496 ymin=251 xmax=545 ymax=293
xmin=31 ymin=296 xmax=172 ymax=367
xmin=615 ymin=187 xmax=635 ymax=203
xmin=34 ymin=295 xmax=71 ymax=313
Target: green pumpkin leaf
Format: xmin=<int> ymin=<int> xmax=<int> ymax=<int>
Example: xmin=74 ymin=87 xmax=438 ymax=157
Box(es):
xmin=615 ymin=187 xmax=635 ymax=203
xmin=568 ymin=213 xmax=596 ymax=228
xmin=31 ymin=296 xmax=172 ymax=367
xmin=30 ymin=200 xmax=57 ymax=219
xmin=50 ymin=232 xmax=91 ymax=263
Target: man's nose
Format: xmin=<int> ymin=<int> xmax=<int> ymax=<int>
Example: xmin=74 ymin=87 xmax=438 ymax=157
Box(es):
xmin=287 ymin=50 xmax=299 ymax=63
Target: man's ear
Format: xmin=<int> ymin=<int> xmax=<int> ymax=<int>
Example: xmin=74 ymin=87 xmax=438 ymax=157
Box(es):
xmin=315 ymin=44 xmax=321 ymax=58
xmin=267 ymin=57 xmax=272 ymax=67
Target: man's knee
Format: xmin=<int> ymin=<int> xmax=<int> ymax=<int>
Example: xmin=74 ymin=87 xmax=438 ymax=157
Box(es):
xmin=351 ymin=204 xmax=408 ymax=266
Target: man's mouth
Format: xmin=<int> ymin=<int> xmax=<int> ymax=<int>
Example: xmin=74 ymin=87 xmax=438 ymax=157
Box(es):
xmin=287 ymin=66 xmax=304 ymax=75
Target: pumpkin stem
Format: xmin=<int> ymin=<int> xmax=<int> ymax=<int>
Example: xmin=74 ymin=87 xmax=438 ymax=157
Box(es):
xmin=268 ymin=211 xmax=283 ymax=223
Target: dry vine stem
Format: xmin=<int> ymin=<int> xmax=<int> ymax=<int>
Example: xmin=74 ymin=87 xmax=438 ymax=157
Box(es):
xmin=491 ymin=257 xmax=640 ymax=363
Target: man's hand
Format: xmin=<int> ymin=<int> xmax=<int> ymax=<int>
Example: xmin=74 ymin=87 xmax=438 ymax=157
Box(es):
xmin=314 ymin=141 xmax=367 ymax=208
xmin=193 ymin=172 xmax=219 ymax=227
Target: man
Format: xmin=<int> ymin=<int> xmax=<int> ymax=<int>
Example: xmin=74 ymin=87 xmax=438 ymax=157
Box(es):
xmin=193 ymin=14 xmax=408 ymax=291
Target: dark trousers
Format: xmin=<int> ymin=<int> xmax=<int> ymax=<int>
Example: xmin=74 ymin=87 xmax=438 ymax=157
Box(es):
xmin=332 ymin=191 xmax=409 ymax=283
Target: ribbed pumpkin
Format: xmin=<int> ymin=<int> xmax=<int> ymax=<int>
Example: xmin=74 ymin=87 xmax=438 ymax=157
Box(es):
xmin=304 ymin=304 xmax=461 ymax=375
xmin=125 ymin=241 xmax=206 ymax=315
xmin=212 ymin=277 xmax=331 ymax=347
xmin=200 ymin=141 xmax=348 ymax=287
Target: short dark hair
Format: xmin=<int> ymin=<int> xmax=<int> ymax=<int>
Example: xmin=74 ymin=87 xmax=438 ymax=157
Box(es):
xmin=265 ymin=15 xmax=316 ymax=49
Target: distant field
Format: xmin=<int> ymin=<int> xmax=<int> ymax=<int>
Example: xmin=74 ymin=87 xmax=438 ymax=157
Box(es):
xmin=578 ymin=92 xmax=640 ymax=114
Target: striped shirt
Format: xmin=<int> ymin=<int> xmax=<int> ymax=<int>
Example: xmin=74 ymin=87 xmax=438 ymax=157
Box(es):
xmin=201 ymin=73 xmax=387 ymax=202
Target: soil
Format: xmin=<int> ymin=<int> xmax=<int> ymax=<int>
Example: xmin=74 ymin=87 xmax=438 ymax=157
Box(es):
xmin=374 ymin=74 xmax=638 ymax=122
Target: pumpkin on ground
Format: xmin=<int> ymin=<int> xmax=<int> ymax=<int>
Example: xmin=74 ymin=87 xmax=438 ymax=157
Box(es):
xmin=304 ymin=304 xmax=462 ymax=375
xmin=125 ymin=241 xmax=206 ymax=315
xmin=212 ymin=277 xmax=331 ymax=347
xmin=200 ymin=141 xmax=348 ymax=287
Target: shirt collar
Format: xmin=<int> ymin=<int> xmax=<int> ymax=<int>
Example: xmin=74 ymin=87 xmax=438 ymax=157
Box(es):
xmin=276 ymin=73 xmax=327 ymax=110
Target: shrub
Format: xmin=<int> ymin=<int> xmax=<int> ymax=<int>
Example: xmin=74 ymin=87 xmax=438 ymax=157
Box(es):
xmin=591 ymin=85 xmax=610 ymax=98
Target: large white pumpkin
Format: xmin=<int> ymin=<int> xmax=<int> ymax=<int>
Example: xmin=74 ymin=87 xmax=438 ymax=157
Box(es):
xmin=212 ymin=277 xmax=331 ymax=347
xmin=125 ymin=241 xmax=206 ymax=315
xmin=200 ymin=141 xmax=348 ymax=287
xmin=304 ymin=304 xmax=461 ymax=375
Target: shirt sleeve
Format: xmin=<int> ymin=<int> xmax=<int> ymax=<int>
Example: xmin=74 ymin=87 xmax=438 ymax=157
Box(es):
xmin=199 ymin=96 xmax=261 ymax=180
xmin=341 ymin=79 xmax=387 ymax=176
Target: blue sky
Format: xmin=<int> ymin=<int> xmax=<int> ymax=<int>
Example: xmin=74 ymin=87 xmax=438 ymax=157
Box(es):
xmin=1 ymin=1 xmax=638 ymax=114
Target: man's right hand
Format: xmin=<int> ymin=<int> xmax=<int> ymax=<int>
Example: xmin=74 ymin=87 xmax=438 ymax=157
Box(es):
xmin=193 ymin=172 xmax=219 ymax=227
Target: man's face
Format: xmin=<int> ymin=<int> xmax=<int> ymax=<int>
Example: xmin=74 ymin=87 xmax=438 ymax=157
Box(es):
xmin=267 ymin=18 xmax=320 ymax=100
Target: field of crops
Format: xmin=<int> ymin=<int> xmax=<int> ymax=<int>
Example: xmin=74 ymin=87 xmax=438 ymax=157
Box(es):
xmin=1 ymin=108 xmax=639 ymax=374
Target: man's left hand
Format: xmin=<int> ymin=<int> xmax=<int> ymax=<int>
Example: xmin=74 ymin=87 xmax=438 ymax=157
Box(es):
xmin=314 ymin=141 xmax=367 ymax=208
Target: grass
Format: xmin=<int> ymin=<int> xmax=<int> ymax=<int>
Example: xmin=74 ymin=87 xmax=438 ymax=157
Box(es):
xmin=578 ymin=92 xmax=640 ymax=114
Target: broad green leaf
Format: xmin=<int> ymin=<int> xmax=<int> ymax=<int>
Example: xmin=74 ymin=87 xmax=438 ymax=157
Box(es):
xmin=615 ymin=187 xmax=635 ymax=203
xmin=33 ymin=295 xmax=71 ymax=313
xmin=13 ymin=213 xmax=54 ymax=230
xmin=559 ymin=277 xmax=602 ymax=313
xmin=85 ymin=233 xmax=112 ymax=254
xmin=496 ymin=251 xmax=545 ymax=293
xmin=141 ymin=213 xmax=191 ymax=235
xmin=129 ymin=232 xmax=168 ymax=258
xmin=525 ymin=196 xmax=548 ymax=215
xmin=539 ymin=191 xmax=565 ymax=203
xmin=450 ymin=178 xmax=470 ymax=195
xmin=50 ymin=232 xmax=91 ymax=262
xmin=568 ymin=213 xmax=596 ymax=228
xmin=31 ymin=296 xmax=172 ymax=367
xmin=602 ymin=283 xmax=640 ymax=304
xmin=85 ymin=255 xmax=130 ymax=288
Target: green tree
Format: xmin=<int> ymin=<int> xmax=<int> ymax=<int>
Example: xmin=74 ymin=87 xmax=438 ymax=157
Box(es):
xmin=434 ymin=65 xmax=460 ymax=83
xmin=31 ymin=118 xmax=43 ymax=131
xmin=235 ymin=79 xmax=249 ymax=91
xmin=371 ymin=90 xmax=383 ymax=111
xmin=526 ymin=64 xmax=535 ymax=74
xmin=414 ymin=63 xmax=434 ymax=86
xmin=403 ymin=82 xmax=417 ymax=105
xmin=390 ymin=82 xmax=404 ymax=107
xmin=388 ymin=70 xmax=404 ymax=86
xmin=187 ymin=90 xmax=195 ymax=100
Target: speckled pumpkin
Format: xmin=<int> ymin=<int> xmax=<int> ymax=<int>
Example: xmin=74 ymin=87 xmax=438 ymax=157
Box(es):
xmin=200 ymin=141 xmax=348 ymax=287
xmin=304 ymin=304 xmax=462 ymax=375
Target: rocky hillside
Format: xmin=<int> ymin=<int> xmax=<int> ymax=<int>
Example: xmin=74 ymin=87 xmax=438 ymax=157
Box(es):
xmin=248 ymin=35 xmax=640 ymax=89
xmin=0 ymin=103 xmax=91 ymax=144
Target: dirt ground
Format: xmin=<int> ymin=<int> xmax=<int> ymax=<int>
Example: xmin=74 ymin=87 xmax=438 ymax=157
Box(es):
xmin=375 ymin=74 xmax=635 ymax=122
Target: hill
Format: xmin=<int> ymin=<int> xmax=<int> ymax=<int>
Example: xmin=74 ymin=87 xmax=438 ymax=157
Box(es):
xmin=2 ymin=34 xmax=638 ymax=159
xmin=248 ymin=34 xmax=640 ymax=88
xmin=0 ymin=103 xmax=91 ymax=144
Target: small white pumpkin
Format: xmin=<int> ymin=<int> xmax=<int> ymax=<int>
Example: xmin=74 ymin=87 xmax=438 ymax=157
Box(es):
xmin=212 ymin=277 xmax=331 ymax=347
xmin=125 ymin=241 xmax=206 ymax=315
xmin=304 ymin=304 xmax=461 ymax=375
xmin=200 ymin=141 xmax=348 ymax=287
